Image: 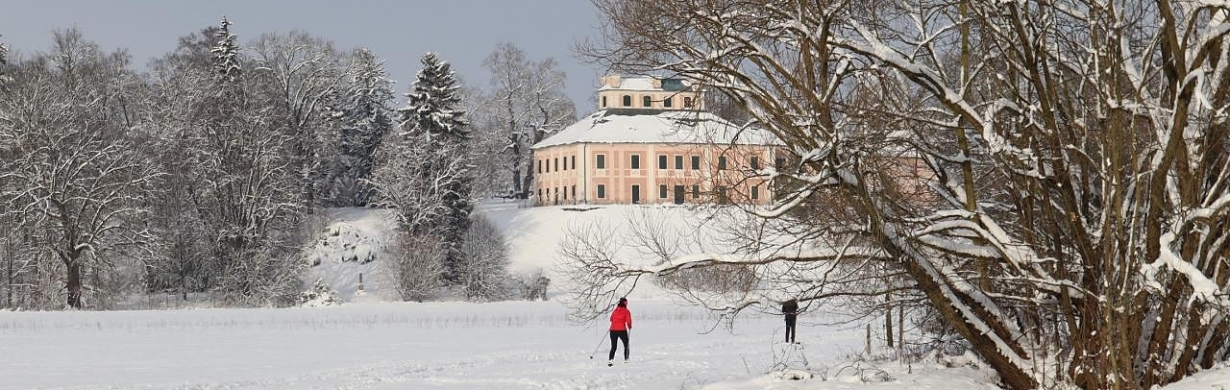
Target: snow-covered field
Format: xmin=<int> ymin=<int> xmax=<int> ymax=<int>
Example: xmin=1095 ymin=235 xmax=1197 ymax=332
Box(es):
xmin=2 ymin=202 xmax=1226 ymax=389
xmin=0 ymin=299 xmax=1005 ymax=390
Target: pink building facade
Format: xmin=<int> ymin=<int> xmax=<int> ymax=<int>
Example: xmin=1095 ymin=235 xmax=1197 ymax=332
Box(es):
xmin=532 ymin=76 xmax=779 ymax=206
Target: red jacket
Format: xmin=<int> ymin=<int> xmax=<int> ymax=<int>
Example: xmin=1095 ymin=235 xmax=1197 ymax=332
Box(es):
xmin=610 ymin=306 xmax=632 ymax=331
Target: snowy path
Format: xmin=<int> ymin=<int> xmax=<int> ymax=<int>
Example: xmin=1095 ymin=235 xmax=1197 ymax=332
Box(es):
xmin=0 ymin=300 xmax=878 ymax=390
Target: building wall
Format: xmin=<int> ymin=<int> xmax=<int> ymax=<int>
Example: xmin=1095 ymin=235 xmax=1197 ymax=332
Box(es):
xmin=597 ymin=89 xmax=704 ymax=111
xmin=533 ymin=143 xmax=776 ymax=206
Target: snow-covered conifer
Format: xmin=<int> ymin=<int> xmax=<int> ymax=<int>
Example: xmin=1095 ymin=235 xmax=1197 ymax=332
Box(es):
xmin=399 ymin=52 xmax=469 ymax=141
xmin=330 ymin=48 xmax=395 ymax=206
xmin=0 ymin=37 xmax=10 ymax=85
xmin=210 ymin=17 xmax=241 ymax=82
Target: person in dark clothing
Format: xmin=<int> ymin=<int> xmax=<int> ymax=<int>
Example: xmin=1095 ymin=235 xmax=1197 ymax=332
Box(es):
xmin=608 ymin=297 xmax=632 ymax=366
xmin=782 ymin=299 xmax=798 ymax=343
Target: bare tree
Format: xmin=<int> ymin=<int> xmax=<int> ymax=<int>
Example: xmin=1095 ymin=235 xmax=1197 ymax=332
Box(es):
xmin=248 ymin=31 xmax=351 ymax=208
xmin=574 ymin=1 xmax=1230 ymax=389
xmin=0 ymin=30 xmax=161 ymax=309
xmin=386 ymin=232 xmax=445 ymax=302
xmin=457 ymin=215 xmax=511 ymax=301
xmin=478 ymin=43 xmax=577 ymax=197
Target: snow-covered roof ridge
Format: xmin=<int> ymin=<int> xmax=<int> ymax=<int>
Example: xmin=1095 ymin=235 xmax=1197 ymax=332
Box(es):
xmin=532 ymin=109 xmax=780 ymax=149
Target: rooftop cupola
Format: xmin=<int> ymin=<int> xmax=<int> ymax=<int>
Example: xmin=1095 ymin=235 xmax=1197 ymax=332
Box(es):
xmin=596 ymin=74 xmax=704 ymax=112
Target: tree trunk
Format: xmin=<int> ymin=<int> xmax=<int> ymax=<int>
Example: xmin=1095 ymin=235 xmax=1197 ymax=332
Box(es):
xmin=885 ymin=294 xmax=894 ymax=348
xmin=66 ymin=261 xmax=82 ymax=309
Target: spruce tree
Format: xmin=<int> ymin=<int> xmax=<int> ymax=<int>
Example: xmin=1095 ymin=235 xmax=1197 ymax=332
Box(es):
xmin=210 ymin=17 xmax=241 ymax=83
xmin=0 ymin=37 xmax=10 ymax=85
xmin=399 ymin=52 xmax=470 ymax=141
xmin=397 ymin=52 xmax=474 ymax=284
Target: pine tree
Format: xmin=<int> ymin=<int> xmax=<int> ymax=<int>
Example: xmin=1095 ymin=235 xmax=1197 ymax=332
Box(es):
xmin=0 ymin=37 xmax=10 ymax=85
xmin=395 ymin=52 xmax=474 ymax=284
xmin=399 ymin=52 xmax=470 ymax=141
xmin=210 ymin=17 xmax=241 ymax=83
xmin=332 ymin=48 xmax=395 ymax=206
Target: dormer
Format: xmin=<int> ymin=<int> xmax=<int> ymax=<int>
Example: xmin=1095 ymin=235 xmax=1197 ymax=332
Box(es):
xmin=597 ymin=75 xmax=704 ymax=111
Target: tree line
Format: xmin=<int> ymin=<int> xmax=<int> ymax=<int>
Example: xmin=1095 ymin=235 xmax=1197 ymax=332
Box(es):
xmin=0 ymin=19 xmax=574 ymax=310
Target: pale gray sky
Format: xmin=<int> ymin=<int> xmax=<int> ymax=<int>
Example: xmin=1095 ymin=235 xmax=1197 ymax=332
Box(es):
xmin=1 ymin=0 xmax=605 ymax=109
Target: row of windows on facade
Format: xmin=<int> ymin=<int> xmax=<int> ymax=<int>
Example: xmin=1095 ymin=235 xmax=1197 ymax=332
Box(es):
xmin=601 ymin=95 xmax=694 ymax=109
xmin=538 ymin=154 xmax=780 ymax=173
xmin=538 ymin=184 xmax=760 ymax=202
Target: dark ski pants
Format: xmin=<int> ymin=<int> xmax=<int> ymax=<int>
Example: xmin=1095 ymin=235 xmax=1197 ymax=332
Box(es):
xmin=785 ymin=316 xmax=796 ymax=343
xmin=609 ymin=330 xmax=629 ymax=360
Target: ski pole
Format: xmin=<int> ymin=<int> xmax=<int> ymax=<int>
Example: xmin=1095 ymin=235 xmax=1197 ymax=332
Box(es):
xmin=589 ymin=330 xmax=609 ymax=359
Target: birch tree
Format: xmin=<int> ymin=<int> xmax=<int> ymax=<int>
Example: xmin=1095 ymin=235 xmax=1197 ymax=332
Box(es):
xmin=575 ymin=1 xmax=1230 ymax=389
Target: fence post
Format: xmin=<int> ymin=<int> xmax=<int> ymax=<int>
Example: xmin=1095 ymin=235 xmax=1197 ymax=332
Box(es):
xmin=358 ymin=273 xmax=364 ymax=292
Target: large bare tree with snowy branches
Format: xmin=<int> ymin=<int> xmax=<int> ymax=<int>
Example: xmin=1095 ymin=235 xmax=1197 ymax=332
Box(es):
xmin=571 ymin=1 xmax=1230 ymax=389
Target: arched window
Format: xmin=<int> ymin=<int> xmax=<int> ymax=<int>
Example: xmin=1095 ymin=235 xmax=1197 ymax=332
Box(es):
xmin=602 ymin=95 xmax=607 ymax=108
xmin=684 ymin=97 xmax=694 ymax=108
xmin=642 ymin=96 xmax=652 ymax=107
xmin=663 ymin=97 xmax=673 ymax=108
xmin=622 ymin=95 xmax=632 ymax=107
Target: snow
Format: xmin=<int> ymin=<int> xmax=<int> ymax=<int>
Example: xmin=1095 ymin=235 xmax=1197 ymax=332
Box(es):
xmin=302 ymin=207 xmax=400 ymax=302
xmin=597 ymin=76 xmax=660 ymax=91
xmin=532 ymin=110 xmax=779 ymax=149
xmin=2 ymin=203 xmax=1225 ymax=389
xmin=0 ymin=299 xmax=1009 ymax=390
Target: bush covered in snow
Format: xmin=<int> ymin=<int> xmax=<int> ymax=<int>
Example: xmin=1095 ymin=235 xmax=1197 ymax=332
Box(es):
xmin=298 ymin=279 xmax=340 ymax=307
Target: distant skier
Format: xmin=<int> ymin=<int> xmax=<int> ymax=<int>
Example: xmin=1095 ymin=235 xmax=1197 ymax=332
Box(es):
xmin=608 ymin=297 xmax=632 ymax=366
xmin=782 ymin=299 xmax=798 ymax=343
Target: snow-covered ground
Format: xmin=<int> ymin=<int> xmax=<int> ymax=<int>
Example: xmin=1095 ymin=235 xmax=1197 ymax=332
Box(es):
xmin=2 ymin=202 xmax=1225 ymax=389
xmin=0 ymin=299 xmax=1004 ymax=390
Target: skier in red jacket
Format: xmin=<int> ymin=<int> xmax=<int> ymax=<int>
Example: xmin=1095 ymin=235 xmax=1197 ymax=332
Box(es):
xmin=608 ymin=297 xmax=632 ymax=366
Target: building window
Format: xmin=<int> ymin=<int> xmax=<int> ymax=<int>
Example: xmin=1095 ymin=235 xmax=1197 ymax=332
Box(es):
xmin=718 ymin=156 xmax=728 ymax=170
xmin=602 ymin=96 xmax=607 ymax=108
xmin=631 ymin=155 xmax=641 ymax=169
xmin=775 ymin=157 xmax=785 ymax=168
xmin=596 ymin=154 xmax=606 ymax=169
xmin=537 ymin=159 xmax=542 ymax=174
xmin=555 ymin=158 xmax=559 ymax=172
xmin=642 ymin=96 xmax=652 ymax=107
xmin=750 ymin=156 xmax=760 ymax=170
xmin=664 ymin=97 xmax=673 ymax=108
xmin=691 ymin=156 xmax=700 ymax=170
xmin=538 ymin=189 xmax=542 ymax=200
xmin=659 ymin=185 xmax=668 ymax=199
xmin=597 ymin=184 xmax=606 ymax=199
xmin=674 ymin=155 xmax=683 ymax=169
xmin=751 ymin=185 xmax=759 ymax=200
xmin=684 ymin=97 xmax=694 ymax=108
xmin=572 ymin=185 xmax=576 ymax=199
xmin=623 ymin=95 xmax=632 ymax=107
xmin=658 ymin=155 xmax=667 ymax=169
xmin=571 ymin=156 xmax=576 ymax=171
xmin=562 ymin=157 xmax=567 ymax=171
xmin=563 ymin=187 xmax=568 ymax=200
xmin=692 ymin=185 xmax=700 ymax=198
